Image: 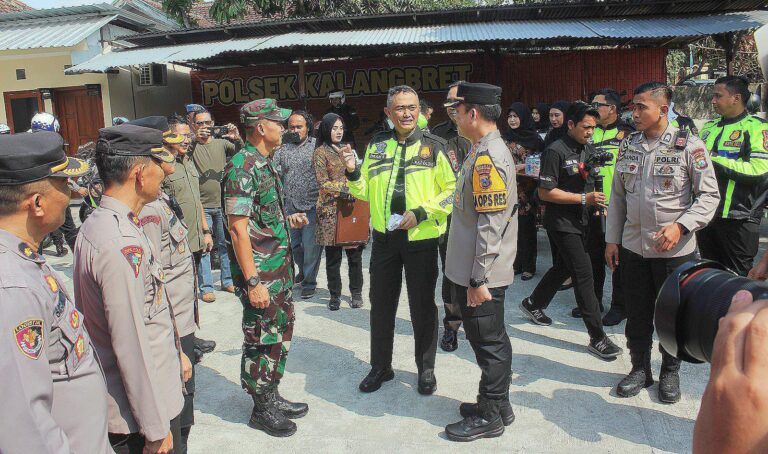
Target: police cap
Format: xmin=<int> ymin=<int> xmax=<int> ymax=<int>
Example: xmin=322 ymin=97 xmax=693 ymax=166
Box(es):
xmin=0 ymin=132 xmax=89 ymax=185
xmin=128 ymin=116 xmax=185 ymax=145
xmin=444 ymin=82 xmax=502 ymax=107
xmin=96 ymin=124 xmax=174 ymax=163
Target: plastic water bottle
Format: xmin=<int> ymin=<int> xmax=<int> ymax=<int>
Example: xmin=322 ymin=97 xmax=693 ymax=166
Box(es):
xmin=526 ymin=153 xmax=541 ymax=177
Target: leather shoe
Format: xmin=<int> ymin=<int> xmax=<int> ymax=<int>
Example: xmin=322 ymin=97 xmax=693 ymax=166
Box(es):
xmin=359 ymin=367 xmax=394 ymax=393
xmin=417 ymin=370 xmax=437 ymax=395
xmin=194 ymin=337 xmax=216 ymax=354
xmin=602 ymin=308 xmax=626 ymax=326
xmin=221 ymin=285 xmax=236 ymax=294
xmin=201 ymin=292 xmax=216 ymax=303
xmin=440 ymin=328 xmax=458 ymax=352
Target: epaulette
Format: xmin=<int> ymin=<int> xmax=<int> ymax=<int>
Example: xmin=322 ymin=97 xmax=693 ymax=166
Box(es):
xmin=748 ymin=115 xmax=768 ymax=124
xmin=422 ymin=131 xmax=448 ymax=146
xmin=370 ymin=130 xmax=392 ymax=144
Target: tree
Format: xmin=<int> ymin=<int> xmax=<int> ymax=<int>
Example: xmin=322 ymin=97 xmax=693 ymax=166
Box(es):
xmin=667 ymin=32 xmax=764 ymax=85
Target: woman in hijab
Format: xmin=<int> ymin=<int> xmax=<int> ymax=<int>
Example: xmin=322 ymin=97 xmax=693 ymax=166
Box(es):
xmin=313 ymin=113 xmax=365 ymax=311
xmin=532 ymin=102 xmax=550 ymax=136
xmin=504 ymin=102 xmax=544 ymax=280
xmin=544 ymin=100 xmax=571 ymax=147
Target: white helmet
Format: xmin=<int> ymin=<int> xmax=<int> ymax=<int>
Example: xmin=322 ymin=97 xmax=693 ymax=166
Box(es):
xmin=0 ymin=124 xmax=10 ymax=134
xmin=30 ymin=112 xmax=60 ymax=133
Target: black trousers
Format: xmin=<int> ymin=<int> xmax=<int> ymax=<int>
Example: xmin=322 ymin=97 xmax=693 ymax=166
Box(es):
xmin=41 ymin=208 xmax=78 ymax=253
xmin=369 ymin=230 xmax=438 ymax=372
xmin=619 ymin=247 xmax=695 ymax=353
xmin=325 ymin=245 xmax=364 ymax=298
xmin=452 ymin=282 xmax=512 ymax=399
xmin=530 ymin=230 xmax=605 ymax=340
xmin=698 ymin=218 xmax=760 ymax=277
xmin=586 ymin=214 xmax=624 ymax=311
xmin=179 ymin=334 xmax=196 ymax=454
xmin=439 ymin=235 xmax=462 ymax=331
xmin=513 ymin=214 xmax=537 ymax=274
xmin=109 ymin=414 xmax=182 ymax=454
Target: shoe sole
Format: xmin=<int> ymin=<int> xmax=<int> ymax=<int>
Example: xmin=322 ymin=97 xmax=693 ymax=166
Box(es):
xmin=658 ymin=393 xmax=681 ymax=404
xmin=440 ymin=343 xmax=458 ymax=352
xmin=301 ymin=293 xmax=316 ymax=299
xmin=359 ymin=370 xmax=395 ymax=393
xmin=247 ymin=420 xmax=297 ymax=437
xmin=284 ymin=408 xmax=309 ymax=419
xmin=588 ymin=345 xmax=622 ymax=360
xmin=446 ymin=424 xmax=504 ymax=442
xmin=417 ymin=383 xmax=437 ymax=395
xmin=519 ymin=303 xmax=552 ymax=326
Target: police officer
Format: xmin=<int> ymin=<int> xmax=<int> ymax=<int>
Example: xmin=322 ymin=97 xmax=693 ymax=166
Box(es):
xmin=432 ymin=80 xmax=472 ymax=352
xmin=697 ymin=75 xmax=768 ymax=276
xmin=342 ymin=85 xmax=456 ymax=395
xmin=73 ymin=124 xmax=191 ymax=454
xmin=582 ymin=88 xmax=635 ymax=326
xmin=606 ymin=82 xmax=719 ymax=403
xmin=135 ymin=116 xmax=199 ymax=453
xmin=520 ymin=102 xmax=623 ymax=360
xmin=0 ymin=132 xmax=112 ymax=454
xmin=224 ymin=99 xmax=309 ymax=437
xmin=443 ymin=82 xmax=516 ymax=441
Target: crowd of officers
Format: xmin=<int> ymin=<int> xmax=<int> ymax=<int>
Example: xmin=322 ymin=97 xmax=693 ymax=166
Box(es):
xmin=1 ymin=72 xmax=767 ymax=451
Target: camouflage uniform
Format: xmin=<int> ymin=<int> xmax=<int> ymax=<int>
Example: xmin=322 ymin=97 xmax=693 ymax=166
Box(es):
xmin=224 ymin=140 xmax=295 ymax=396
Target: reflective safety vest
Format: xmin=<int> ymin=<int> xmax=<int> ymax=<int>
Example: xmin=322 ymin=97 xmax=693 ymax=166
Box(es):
xmin=347 ymin=128 xmax=456 ymax=241
xmin=592 ymin=120 xmax=634 ymax=204
xmin=700 ymin=111 xmax=768 ymax=221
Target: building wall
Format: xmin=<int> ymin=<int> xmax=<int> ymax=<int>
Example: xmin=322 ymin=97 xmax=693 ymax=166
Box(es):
xmin=190 ymin=48 xmax=667 ymax=148
xmin=106 ymin=64 xmax=193 ymax=121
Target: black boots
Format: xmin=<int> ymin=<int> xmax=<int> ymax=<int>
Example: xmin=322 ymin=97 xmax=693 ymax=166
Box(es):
xmin=446 ymin=396 xmax=506 ymax=442
xmin=249 ymin=392 xmax=297 ymax=437
xmin=617 ymin=350 xmax=654 ymax=398
xmin=459 ymin=394 xmax=515 ymax=426
xmin=270 ymin=387 xmax=309 ymax=418
xmin=54 ymin=243 xmax=67 ymax=257
xmin=359 ymin=367 xmax=395 ymax=393
xmin=440 ymin=328 xmax=458 ymax=352
xmin=659 ymin=351 xmax=681 ymax=404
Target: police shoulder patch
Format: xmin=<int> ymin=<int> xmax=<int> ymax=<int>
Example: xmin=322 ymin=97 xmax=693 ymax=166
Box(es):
xmin=14 ymin=319 xmax=44 ymax=359
xmin=692 ymin=148 xmax=708 ymax=170
xmin=472 ymin=155 xmax=508 ymax=213
xmin=121 ymin=245 xmax=144 ymax=278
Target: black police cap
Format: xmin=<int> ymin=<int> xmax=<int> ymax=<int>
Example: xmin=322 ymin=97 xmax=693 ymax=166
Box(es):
xmin=0 ymin=131 xmax=88 ymax=185
xmin=128 ymin=116 xmax=185 ymax=145
xmin=445 ymin=82 xmax=502 ymax=107
xmin=96 ymin=124 xmax=174 ymax=163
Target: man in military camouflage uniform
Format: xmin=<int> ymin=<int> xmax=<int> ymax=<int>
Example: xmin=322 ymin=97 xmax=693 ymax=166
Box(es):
xmin=224 ymin=99 xmax=309 ymax=437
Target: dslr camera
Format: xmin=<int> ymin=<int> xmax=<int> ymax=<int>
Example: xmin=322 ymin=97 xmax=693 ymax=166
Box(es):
xmin=656 ymin=260 xmax=768 ymax=363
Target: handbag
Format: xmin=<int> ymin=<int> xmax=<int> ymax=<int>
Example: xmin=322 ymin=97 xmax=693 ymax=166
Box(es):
xmin=334 ymin=197 xmax=370 ymax=246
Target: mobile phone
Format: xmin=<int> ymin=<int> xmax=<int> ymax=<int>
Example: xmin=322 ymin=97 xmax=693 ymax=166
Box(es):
xmin=211 ymin=126 xmax=228 ymax=138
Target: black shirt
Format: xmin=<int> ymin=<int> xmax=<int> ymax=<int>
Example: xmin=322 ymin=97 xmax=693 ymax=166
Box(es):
xmin=431 ymin=120 xmax=471 ymax=176
xmin=538 ymin=135 xmax=594 ymax=234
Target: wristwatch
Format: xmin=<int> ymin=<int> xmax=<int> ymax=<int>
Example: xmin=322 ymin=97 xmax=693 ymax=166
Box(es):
xmin=469 ymin=277 xmax=487 ymax=288
xmin=246 ymin=276 xmax=260 ymax=288
xmin=581 ymin=193 xmax=587 ymax=206
xmin=203 ymin=229 xmax=212 ymax=235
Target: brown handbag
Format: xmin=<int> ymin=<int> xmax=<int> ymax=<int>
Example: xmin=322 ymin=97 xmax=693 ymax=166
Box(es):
xmin=335 ymin=197 xmax=370 ymax=246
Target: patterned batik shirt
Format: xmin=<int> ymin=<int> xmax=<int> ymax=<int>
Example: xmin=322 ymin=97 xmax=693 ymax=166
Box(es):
xmin=223 ymin=141 xmax=293 ymax=296
xmin=273 ymin=137 xmax=319 ymax=214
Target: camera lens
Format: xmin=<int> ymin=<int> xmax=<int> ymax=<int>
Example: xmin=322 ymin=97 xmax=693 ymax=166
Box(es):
xmin=656 ymin=261 xmax=768 ymax=363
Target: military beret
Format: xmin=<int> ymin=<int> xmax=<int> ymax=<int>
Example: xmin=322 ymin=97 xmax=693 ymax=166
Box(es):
xmin=128 ymin=116 xmax=185 ymax=145
xmin=240 ymin=99 xmax=291 ymax=123
xmin=0 ymin=132 xmax=88 ymax=185
xmin=445 ymin=82 xmax=502 ymax=107
xmin=185 ymin=104 xmax=207 ymax=114
xmin=96 ymin=124 xmax=174 ymax=163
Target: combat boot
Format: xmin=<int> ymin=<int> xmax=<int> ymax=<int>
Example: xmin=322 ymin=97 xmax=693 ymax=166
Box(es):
xmin=658 ymin=350 xmax=681 ymax=404
xmin=459 ymin=394 xmax=515 ymax=426
xmin=445 ymin=396 xmax=505 ymax=442
xmin=249 ymin=392 xmax=297 ymax=437
xmin=617 ymin=350 xmax=653 ymax=398
xmin=271 ymin=387 xmax=309 ymax=418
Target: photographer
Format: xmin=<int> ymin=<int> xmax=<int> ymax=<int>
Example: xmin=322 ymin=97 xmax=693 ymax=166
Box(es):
xmin=693 ymin=291 xmax=768 ymax=454
xmin=605 ymin=82 xmax=719 ymax=403
xmin=520 ymin=101 xmax=622 ymax=360
xmin=191 ymin=110 xmax=242 ymax=302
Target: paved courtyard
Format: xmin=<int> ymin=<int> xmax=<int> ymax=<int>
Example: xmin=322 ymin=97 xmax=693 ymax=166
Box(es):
xmin=46 ymin=208 xmax=740 ymax=454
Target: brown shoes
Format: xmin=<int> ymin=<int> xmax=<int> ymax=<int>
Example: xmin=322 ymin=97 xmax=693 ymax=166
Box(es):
xmin=201 ymin=292 xmax=216 ymax=303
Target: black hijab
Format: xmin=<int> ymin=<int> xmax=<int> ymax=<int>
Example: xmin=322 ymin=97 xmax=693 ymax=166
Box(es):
xmin=534 ymin=102 xmax=550 ymax=131
xmin=504 ymin=102 xmax=543 ymax=151
xmin=317 ymin=113 xmax=343 ymax=148
xmin=544 ymin=100 xmax=572 ymax=147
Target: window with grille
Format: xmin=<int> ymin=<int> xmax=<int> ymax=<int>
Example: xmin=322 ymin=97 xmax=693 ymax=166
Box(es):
xmin=137 ymin=64 xmax=167 ymax=86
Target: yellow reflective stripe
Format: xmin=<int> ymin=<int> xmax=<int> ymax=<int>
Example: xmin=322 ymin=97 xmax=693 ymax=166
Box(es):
xmin=722 ymin=179 xmax=736 ymax=218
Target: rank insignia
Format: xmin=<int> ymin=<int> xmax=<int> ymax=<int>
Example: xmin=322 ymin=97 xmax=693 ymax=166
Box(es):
xmin=45 ymin=275 xmax=58 ymax=293
xmin=18 ymin=243 xmax=40 ymax=261
xmin=616 ymin=131 xmax=625 ymax=140
xmin=692 ymin=148 xmax=708 ymax=170
xmin=128 ymin=212 xmax=141 ymax=227
xmin=14 ymin=319 xmax=43 ymax=359
xmin=121 ymin=246 xmax=144 ymax=278
xmin=74 ymin=335 xmax=85 ymax=360
xmin=69 ymin=310 xmax=80 ymax=329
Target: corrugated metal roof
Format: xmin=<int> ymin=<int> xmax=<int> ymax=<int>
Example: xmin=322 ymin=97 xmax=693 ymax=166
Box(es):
xmin=67 ymin=10 xmax=768 ymax=72
xmin=0 ymin=14 xmax=115 ymax=50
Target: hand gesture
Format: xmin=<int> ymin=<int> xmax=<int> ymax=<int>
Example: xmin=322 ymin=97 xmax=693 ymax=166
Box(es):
xmin=224 ymin=123 xmax=240 ymax=140
xmin=335 ymin=144 xmax=357 ymax=172
xmin=196 ymin=126 xmax=210 ymax=142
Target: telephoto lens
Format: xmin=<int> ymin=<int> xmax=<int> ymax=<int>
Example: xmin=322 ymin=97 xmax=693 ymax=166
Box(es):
xmin=655 ymin=260 xmax=768 ymax=364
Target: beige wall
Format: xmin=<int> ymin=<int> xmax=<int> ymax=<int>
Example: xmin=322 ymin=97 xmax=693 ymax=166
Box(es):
xmin=0 ymin=44 xmax=192 ymax=127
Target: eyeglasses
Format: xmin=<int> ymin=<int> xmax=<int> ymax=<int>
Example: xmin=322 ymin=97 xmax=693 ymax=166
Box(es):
xmin=591 ymin=102 xmax=611 ymax=109
xmin=195 ymin=120 xmax=213 ymax=126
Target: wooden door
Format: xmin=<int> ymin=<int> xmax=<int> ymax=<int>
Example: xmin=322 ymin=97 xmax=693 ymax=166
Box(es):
xmin=53 ymin=86 xmax=104 ymax=156
xmin=3 ymin=90 xmax=43 ymax=134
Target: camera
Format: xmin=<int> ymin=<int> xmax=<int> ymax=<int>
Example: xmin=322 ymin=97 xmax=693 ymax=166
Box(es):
xmin=211 ymin=126 xmax=228 ymax=138
xmin=655 ymin=260 xmax=768 ymax=363
xmin=584 ymin=151 xmax=614 ymax=170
